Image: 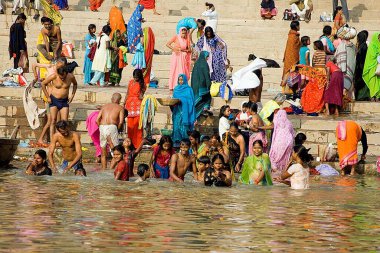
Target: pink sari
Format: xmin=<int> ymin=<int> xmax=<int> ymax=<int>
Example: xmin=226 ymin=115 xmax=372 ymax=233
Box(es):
xmin=269 ymin=110 xmax=295 ymax=177
xmin=86 ymin=111 xmax=102 ymax=158
xmin=168 ymin=28 xmax=191 ymax=90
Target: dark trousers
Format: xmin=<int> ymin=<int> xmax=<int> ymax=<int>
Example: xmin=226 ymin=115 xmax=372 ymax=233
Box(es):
xmin=333 ymin=0 xmax=349 ymax=20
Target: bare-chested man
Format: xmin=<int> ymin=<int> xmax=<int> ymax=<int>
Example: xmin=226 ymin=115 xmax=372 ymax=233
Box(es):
xmin=49 ymin=120 xmax=86 ymax=176
xmin=169 ymin=139 xmax=197 ymax=182
xmin=41 ymin=66 xmax=77 ymax=142
xmin=38 ymin=17 xmax=62 ymax=60
xmin=96 ymin=93 xmax=125 ymax=169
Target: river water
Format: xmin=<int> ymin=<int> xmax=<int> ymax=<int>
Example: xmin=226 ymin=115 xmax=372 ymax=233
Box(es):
xmin=1 ymin=163 xmax=380 ymax=252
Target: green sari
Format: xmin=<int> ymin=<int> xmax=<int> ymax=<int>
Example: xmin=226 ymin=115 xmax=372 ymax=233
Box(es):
xmin=239 ymin=154 xmax=273 ymax=185
xmin=109 ymin=29 xmax=124 ymax=85
xmin=191 ymin=51 xmax=212 ymax=119
xmin=363 ymin=32 xmax=380 ymax=98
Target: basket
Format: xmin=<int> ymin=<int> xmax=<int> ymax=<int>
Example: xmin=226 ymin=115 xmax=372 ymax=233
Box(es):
xmin=157 ymin=98 xmax=180 ymax=106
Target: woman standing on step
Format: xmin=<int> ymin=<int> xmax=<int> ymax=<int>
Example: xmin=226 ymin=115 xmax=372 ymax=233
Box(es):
xmin=283 ymin=21 xmax=301 ymax=79
xmin=9 ymin=13 xmax=27 ymax=69
xmin=354 ymin=30 xmax=370 ymax=101
xmin=127 ymin=4 xmax=144 ymax=53
xmin=363 ymin=32 xmax=380 ymax=101
xmin=89 ymin=0 xmax=104 ymax=12
xmin=83 ymin=24 xmax=96 ymax=85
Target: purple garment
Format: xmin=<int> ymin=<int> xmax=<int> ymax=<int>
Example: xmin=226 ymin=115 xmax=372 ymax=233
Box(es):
xmin=316 ymin=164 xmax=339 ymax=176
xmin=269 ymin=110 xmax=295 ymax=176
xmin=324 ymin=70 xmax=344 ymax=106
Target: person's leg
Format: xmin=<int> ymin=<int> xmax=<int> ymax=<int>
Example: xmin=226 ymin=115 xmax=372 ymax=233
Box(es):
xmin=49 ymin=106 xmax=58 ymax=141
xmin=333 ymin=0 xmax=338 ymax=12
xmin=13 ymin=0 xmax=20 ymax=12
xmin=37 ymin=105 xmax=51 ymax=143
xmin=99 ymin=72 xmax=105 ymax=86
xmin=14 ymin=54 xmax=21 ymax=69
xmin=324 ymin=103 xmax=330 ymax=115
xmin=59 ymin=106 xmax=69 ymax=121
xmin=341 ymin=0 xmax=349 ymax=20
xmin=101 ymin=146 xmax=107 ymax=169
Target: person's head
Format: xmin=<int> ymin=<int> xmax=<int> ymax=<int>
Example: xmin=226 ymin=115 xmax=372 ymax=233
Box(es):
xmin=159 ymin=135 xmax=173 ymax=151
xmin=179 ymin=138 xmax=191 ymax=155
xmin=178 ymin=74 xmax=188 ymax=86
xmin=229 ymin=122 xmax=240 ymax=138
xmin=201 ymin=135 xmax=210 ymax=146
xmin=112 ymin=145 xmax=126 ymax=163
xmin=57 ymin=66 xmax=68 ymax=78
xmin=138 ymin=3 xmax=145 ymax=12
xmin=75 ymin=168 xmax=87 ymax=177
xmin=16 ymin=13 xmax=27 ymax=25
xmin=219 ymin=105 xmax=231 ymax=118
xmin=322 ymin=25 xmax=332 ymax=36
xmin=212 ymin=154 xmax=225 ymax=170
xmin=122 ymin=137 xmax=135 ymax=151
xmin=313 ymin=40 xmax=324 ymax=51
xmin=34 ymin=149 xmax=48 ymax=167
xmin=88 ymin=24 xmax=96 ymax=34
xmin=356 ymin=30 xmax=368 ymax=47
xmin=290 ymin=21 xmax=300 ymax=31
xmin=111 ymin=92 xmax=122 ymax=104
xmin=333 ymin=6 xmax=343 ymax=19
xmin=292 ymin=145 xmax=313 ymax=165
xmin=210 ymin=133 xmax=221 ymax=146
xmin=133 ymin=68 xmax=145 ymax=92
xmin=328 ymin=56 xmax=337 ymax=64
xmin=56 ymin=120 xmax=70 ymax=136
xmin=242 ymin=102 xmax=249 ymax=113
xmin=249 ymin=102 xmax=258 ymax=114
xmin=295 ymin=133 xmax=307 ymax=146
xmin=252 ymin=140 xmax=264 ymax=157
xmin=301 ymin=36 xmax=310 ymax=46
xmin=102 ymin=25 xmax=112 ymax=36
xmin=197 ymin=19 xmax=206 ymax=29
xmin=137 ymin=163 xmax=150 ymax=178
xmin=205 ymin=2 xmax=214 ymax=10
xmin=197 ymin=155 xmax=211 ymax=172
xmin=205 ymin=26 xmax=215 ymax=39
xmin=56 ymin=57 xmax=67 ymax=69
xmin=189 ymin=130 xmax=200 ymax=145
xmin=42 ymin=17 xmax=54 ymax=30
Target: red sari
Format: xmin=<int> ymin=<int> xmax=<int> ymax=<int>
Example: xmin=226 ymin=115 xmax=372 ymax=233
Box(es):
xmin=125 ymin=80 xmax=144 ymax=148
xmin=142 ymin=27 xmax=155 ymax=85
xmin=88 ymin=0 xmax=104 ymax=11
xmin=139 ymin=0 xmax=155 ymax=9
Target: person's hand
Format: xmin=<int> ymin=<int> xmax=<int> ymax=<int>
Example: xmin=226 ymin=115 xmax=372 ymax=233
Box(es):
xmin=217 ymin=146 xmax=224 ymax=154
xmin=47 ymin=96 xmax=52 ymax=104
xmin=149 ymin=167 xmax=156 ymax=178
xmin=235 ymin=163 xmax=241 ymax=172
xmin=68 ymin=96 xmax=74 ymax=104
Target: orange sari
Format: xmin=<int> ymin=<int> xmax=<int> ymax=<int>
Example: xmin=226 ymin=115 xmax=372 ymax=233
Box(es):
xmin=125 ymin=80 xmax=144 ymax=147
xmin=88 ymin=0 xmax=104 ymax=11
xmin=336 ymin=120 xmax=362 ymax=169
xmin=283 ymin=30 xmax=301 ymax=77
xmin=142 ymin=27 xmax=155 ymax=85
xmin=138 ymin=0 xmax=155 ymax=9
xmin=109 ymin=6 xmax=126 ymax=39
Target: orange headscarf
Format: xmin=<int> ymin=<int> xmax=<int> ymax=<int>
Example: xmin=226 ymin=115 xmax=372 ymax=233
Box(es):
xmin=109 ymin=6 xmax=126 ymax=39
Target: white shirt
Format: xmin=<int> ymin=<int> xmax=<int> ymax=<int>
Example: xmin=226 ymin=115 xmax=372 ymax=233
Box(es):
xmin=288 ymin=163 xmax=309 ymax=190
xmin=219 ymin=117 xmax=230 ymax=140
xmin=202 ymin=9 xmax=218 ymax=32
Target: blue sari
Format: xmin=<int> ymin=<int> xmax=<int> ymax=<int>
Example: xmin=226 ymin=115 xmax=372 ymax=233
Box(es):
xmin=127 ymin=4 xmax=144 ymax=53
xmin=172 ymin=74 xmax=195 ymax=144
xmin=54 ymin=0 xmax=68 ymax=9
xmin=83 ymin=33 xmax=96 ymax=84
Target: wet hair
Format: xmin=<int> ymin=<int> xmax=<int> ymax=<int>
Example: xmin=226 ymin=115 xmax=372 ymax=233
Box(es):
xmin=17 ymin=13 xmax=27 ymax=21
xmin=333 ymin=6 xmax=343 ymax=20
xmin=314 ymin=40 xmax=324 ymax=51
xmin=205 ymin=2 xmax=214 ymax=8
xmin=189 ymin=130 xmax=201 ymax=143
xmin=204 ymin=167 xmax=216 ymax=186
xmin=205 ymin=26 xmax=215 ymax=38
xmin=41 ymin=17 xmax=53 ymax=24
xmin=322 ymin=25 xmax=332 ymax=36
xmin=57 ymin=67 xmax=68 ymax=76
xmin=57 ymin=57 xmax=68 ymax=65
xmin=197 ymin=19 xmax=206 ymax=27
xmin=290 ymin=21 xmax=300 ymax=31
xmin=229 ymin=122 xmax=239 ymax=130
xmin=65 ymin=61 xmax=79 ymax=73
xmin=180 ymin=138 xmax=191 ymax=147
xmin=295 ymin=133 xmax=307 ymax=146
xmin=197 ymin=155 xmax=211 ymax=165
xmin=267 ymin=111 xmax=275 ymax=123
xmin=252 ymin=140 xmax=263 ymax=148
xmin=250 ymin=102 xmax=258 ymax=113
xmin=357 ymin=30 xmax=368 ymax=47
xmin=211 ymin=133 xmax=221 ymax=142
xmin=133 ymin=69 xmax=146 ymax=96
xmin=88 ymin=24 xmax=96 ymax=31
xmin=56 ymin=120 xmax=69 ymax=130
xmin=294 ymin=145 xmax=313 ymax=164
xmin=75 ymin=168 xmax=87 ymax=177
xmin=201 ymin=135 xmax=210 ymax=142
xmin=219 ymin=105 xmax=230 ymax=118
xmin=137 ymin=163 xmax=149 ymax=177
xmin=112 ymin=144 xmax=126 ymax=155
xmin=34 ymin=149 xmax=49 ymax=168
xmin=212 ymin=154 xmax=226 ymax=166
xmin=301 ymin=36 xmax=310 ymax=46
xmin=159 ymin=135 xmax=173 ymax=149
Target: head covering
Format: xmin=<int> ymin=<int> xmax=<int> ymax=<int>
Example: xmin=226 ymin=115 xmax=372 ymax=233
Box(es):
xmin=173 ymin=74 xmax=195 ymax=126
xmin=362 ymin=32 xmax=380 ymax=98
xmin=109 ymin=6 xmax=126 ymax=39
xmin=127 ymin=4 xmax=144 ymax=53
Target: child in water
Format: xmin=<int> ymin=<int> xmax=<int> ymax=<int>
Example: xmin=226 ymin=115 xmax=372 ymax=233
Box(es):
xmin=26 ymin=149 xmax=52 ymax=176
xmin=149 ymin=135 xmax=175 ymax=179
xmin=204 ymin=154 xmax=232 ymax=187
xmin=169 ymin=139 xmax=197 ymax=182
xmin=135 ymin=163 xmax=150 ymax=183
xmin=197 ymin=155 xmax=211 ymax=181
xmin=122 ymin=137 xmax=148 ymax=177
xmin=112 ymin=145 xmax=129 ymax=181
xmin=279 ymin=145 xmax=312 ymax=189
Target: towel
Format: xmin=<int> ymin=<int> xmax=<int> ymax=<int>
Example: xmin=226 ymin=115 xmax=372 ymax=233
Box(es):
xmin=22 ymin=76 xmax=46 ymax=129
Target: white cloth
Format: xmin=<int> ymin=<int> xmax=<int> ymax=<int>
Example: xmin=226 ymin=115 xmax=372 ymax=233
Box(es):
xmin=288 ymin=163 xmax=310 ymax=190
xmin=13 ymin=0 xmax=25 ymax=11
xmin=91 ymin=34 xmax=110 ymax=73
xmin=99 ymin=125 xmax=119 ymax=148
xmin=219 ymin=117 xmax=230 ymax=139
xmin=22 ymin=77 xmax=46 ymax=130
xmin=202 ymin=9 xmax=218 ymax=32
xmin=291 ymin=0 xmax=310 ymax=19
xmin=231 ymin=58 xmax=267 ymax=91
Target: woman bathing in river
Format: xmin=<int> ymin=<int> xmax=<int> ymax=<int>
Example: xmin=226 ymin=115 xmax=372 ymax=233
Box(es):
xmin=26 ymin=150 xmax=52 ymax=176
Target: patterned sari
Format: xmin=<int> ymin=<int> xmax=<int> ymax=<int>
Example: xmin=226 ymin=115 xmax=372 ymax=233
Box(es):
xmin=239 ymin=154 xmax=273 ymax=185
xmin=142 ymin=27 xmax=155 ymax=85
xmin=127 ymin=4 xmax=144 ymax=53
xmin=336 ymin=120 xmax=362 ymax=169
xmin=125 ymin=80 xmax=144 ymax=148
xmin=222 ymin=132 xmax=241 ymax=173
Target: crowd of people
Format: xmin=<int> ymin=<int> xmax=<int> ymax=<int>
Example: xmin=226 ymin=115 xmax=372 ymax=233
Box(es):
xmin=5 ymin=1 xmax=378 ymax=189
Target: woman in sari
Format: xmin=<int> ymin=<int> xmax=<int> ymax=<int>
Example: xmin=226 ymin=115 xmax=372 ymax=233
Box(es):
xmin=283 ymin=21 xmax=301 ymax=78
xmin=260 ymin=0 xmax=277 ymax=19
xmin=54 ymin=0 xmax=68 ymax=10
xmin=109 ymin=6 xmax=126 ymax=39
xmin=109 ymin=29 xmax=127 ymax=86
xmin=127 ymin=4 xmax=144 ymax=53
xmin=40 ymin=0 xmax=63 ymax=25
xmin=336 ymin=120 xmax=367 ymax=175
xmin=222 ymin=122 xmax=245 ymax=173
xmin=269 ymin=109 xmax=295 ymax=178
xmin=191 ymin=51 xmax=212 ymax=119
xmin=171 ymin=74 xmax=195 ymax=145
xmin=142 ymin=27 xmax=155 ymax=85
xmin=333 ymin=6 xmax=346 ymax=34
xmin=83 ymin=24 xmax=96 ymax=85
xmin=89 ymin=0 xmax=104 ymax=12
xmin=9 ymin=14 xmax=27 ymax=69
xmin=125 ymin=69 xmax=146 ymax=148
xmin=363 ymin=32 xmax=380 ymax=100
xmin=354 ymin=30 xmax=370 ymax=101
xmin=240 ymin=140 xmax=273 ymax=185
xmin=86 ymin=111 xmax=101 ymax=163
xmin=166 ymin=27 xmax=191 ymax=93
xmin=139 ymin=0 xmax=160 ymax=15
xmin=196 ymin=26 xmax=227 ymax=82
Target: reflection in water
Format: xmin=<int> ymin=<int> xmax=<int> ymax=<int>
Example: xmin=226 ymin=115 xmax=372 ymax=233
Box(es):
xmin=0 ymin=165 xmax=380 ymax=251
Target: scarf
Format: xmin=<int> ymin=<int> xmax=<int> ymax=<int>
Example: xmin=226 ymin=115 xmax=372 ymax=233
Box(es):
xmin=127 ymin=4 xmax=144 ymax=53
xmin=173 ymin=74 xmax=195 ymax=126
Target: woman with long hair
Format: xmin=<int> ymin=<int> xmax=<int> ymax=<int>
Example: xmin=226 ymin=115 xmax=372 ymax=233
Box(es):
xmin=109 ymin=29 xmax=127 ymax=86
xmin=124 ymin=69 xmax=146 ymax=148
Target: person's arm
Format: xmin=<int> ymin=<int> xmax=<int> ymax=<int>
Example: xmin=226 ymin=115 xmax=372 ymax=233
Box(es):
xmin=166 ymin=36 xmax=176 ymax=51
xmin=169 ymin=154 xmax=183 ymax=182
xmin=220 ymin=170 xmax=232 ymax=186
xmin=191 ymin=156 xmax=197 ymax=179
xmin=258 ymin=123 xmax=274 ymax=130
xmin=68 ymin=75 xmax=77 ymax=104
xmin=42 ymin=29 xmax=50 ymax=53
xmin=25 ymin=163 xmax=36 ymax=175
xmin=218 ymin=145 xmax=229 ymax=163
xmin=255 ymin=169 xmax=265 ymax=185
xmin=188 ymin=29 xmax=195 ymax=45
xmin=41 ymin=74 xmax=56 ymax=103
xmin=96 ymin=109 xmax=102 ymax=126
xmin=305 ymin=51 xmax=310 ymax=66
xmin=64 ymin=133 xmax=82 ymax=172
xmin=54 ymin=27 xmax=62 ymax=59
xmin=235 ymin=136 xmax=245 ymax=172
xmin=135 ymin=139 xmax=147 ymax=155
xmin=118 ymin=107 xmax=125 ymax=130
xmin=149 ymin=148 xmax=156 ymax=178
xmin=32 ymin=63 xmax=52 ymax=81
xmin=114 ymin=162 xmax=122 ymax=180
xmin=48 ymin=134 xmax=58 ymax=172
xmin=361 ymin=128 xmax=368 ymax=159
